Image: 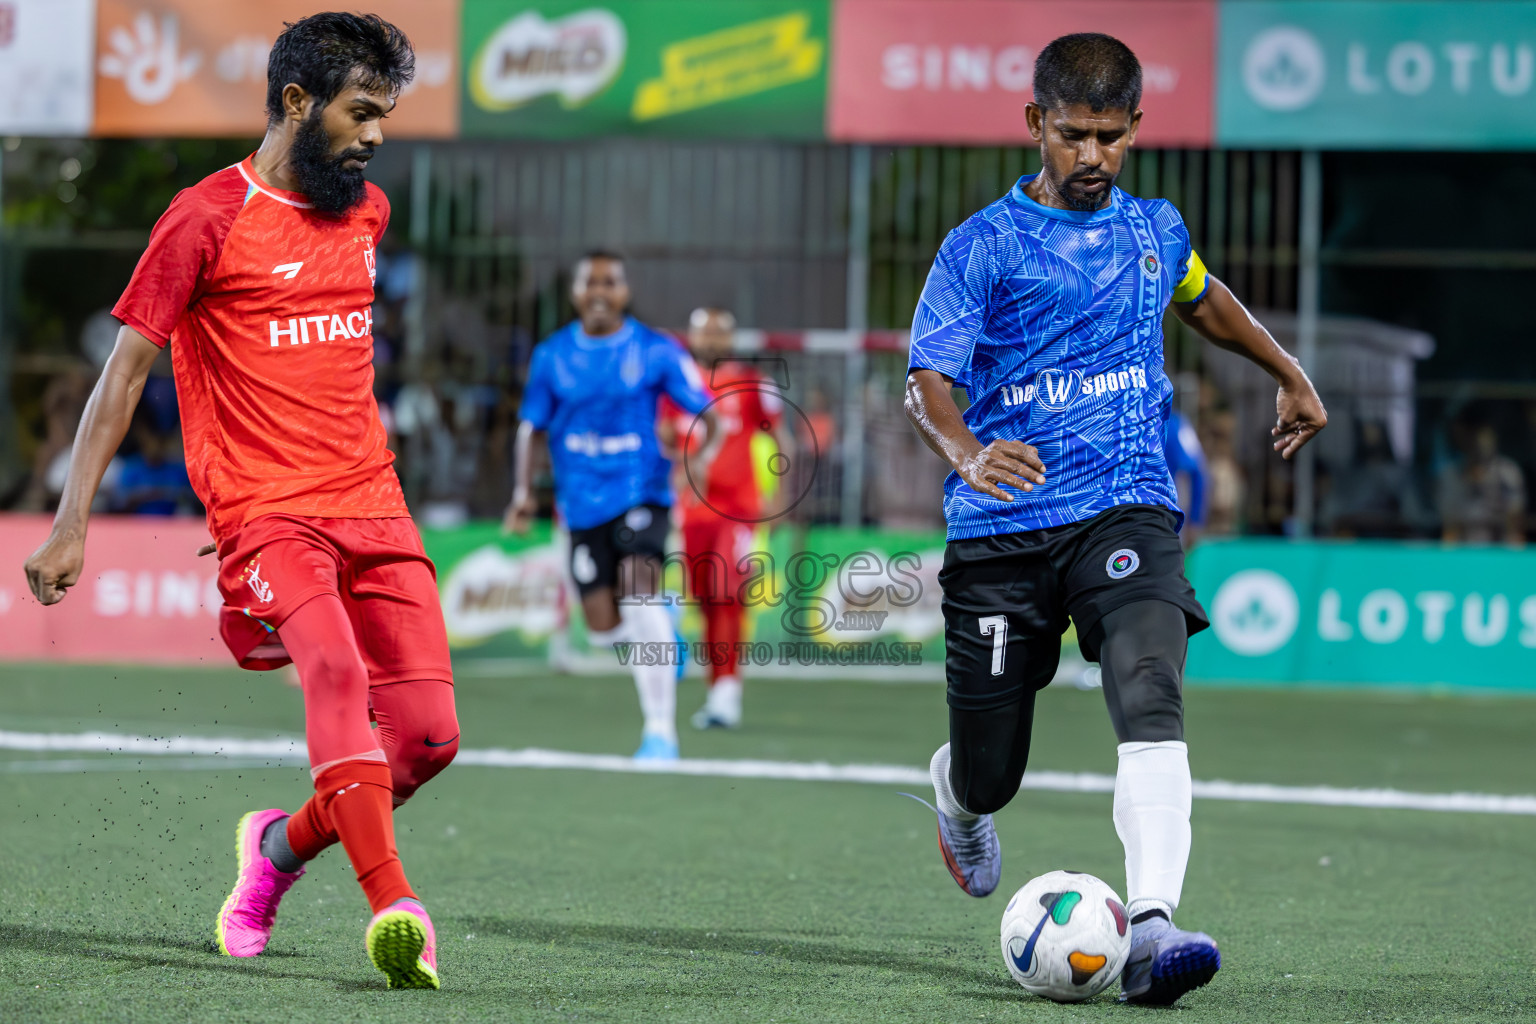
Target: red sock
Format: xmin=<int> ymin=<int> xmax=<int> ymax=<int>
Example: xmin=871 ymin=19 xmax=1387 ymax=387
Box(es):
xmin=705 ymin=600 xmax=744 ymax=681
xmin=285 ymin=793 xmax=338 ymax=861
xmin=313 ymin=760 xmax=414 ymax=913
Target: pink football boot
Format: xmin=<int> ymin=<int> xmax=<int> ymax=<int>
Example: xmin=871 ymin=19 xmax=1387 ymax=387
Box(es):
xmin=365 ymin=898 xmax=440 ymax=989
xmin=215 ymin=808 xmax=304 ymax=957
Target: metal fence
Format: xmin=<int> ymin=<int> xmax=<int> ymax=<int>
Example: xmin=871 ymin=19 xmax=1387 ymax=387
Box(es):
xmin=4 ymin=138 xmax=1532 ymax=540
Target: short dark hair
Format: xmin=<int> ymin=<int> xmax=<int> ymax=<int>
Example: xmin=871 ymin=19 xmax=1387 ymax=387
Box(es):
xmin=576 ymin=249 xmax=626 ymax=271
xmin=266 ymin=12 xmax=415 ymax=124
xmin=1033 ymin=33 xmax=1142 ymax=114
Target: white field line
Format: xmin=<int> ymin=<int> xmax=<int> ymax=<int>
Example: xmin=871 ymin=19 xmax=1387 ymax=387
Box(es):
xmin=1 ymin=729 xmax=1534 ymax=816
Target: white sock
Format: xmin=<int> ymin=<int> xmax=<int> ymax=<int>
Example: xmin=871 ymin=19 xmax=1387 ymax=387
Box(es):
xmin=708 ymin=675 xmax=742 ymax=714
xmin=620 ymin=599 xmax=677 ymax=743
xmin=1114 ymin=740 xmax=1192 ymax=920
xmin=929 ymin=743 xmax=979 ymax=822
xmin=587 ymin=622 xmax=629 ymax=651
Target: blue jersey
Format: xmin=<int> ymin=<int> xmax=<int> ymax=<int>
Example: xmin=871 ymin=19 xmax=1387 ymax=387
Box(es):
xmin=909 ymin=174 xmax=1210 ymax=541
xmin=520 ymin=317 xmax=711 ymax=530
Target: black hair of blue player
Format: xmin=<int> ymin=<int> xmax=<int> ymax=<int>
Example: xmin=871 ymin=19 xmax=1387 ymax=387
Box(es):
xmin=1032 ymin=32 xmax=1143 ymax=114
xmin=265 ymin=12 xmax=416 ymax=126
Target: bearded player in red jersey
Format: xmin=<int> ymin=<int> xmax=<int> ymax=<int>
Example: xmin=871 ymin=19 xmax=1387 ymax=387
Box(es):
xmin=23 ymin=14 xmax=450 ymax=990
xmin=662 ymin=308 xmax=797 ymax=729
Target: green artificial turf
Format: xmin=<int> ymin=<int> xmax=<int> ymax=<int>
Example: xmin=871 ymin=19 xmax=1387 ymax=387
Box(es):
xmin=1 ymin=663 xmax=1533 ymax=1022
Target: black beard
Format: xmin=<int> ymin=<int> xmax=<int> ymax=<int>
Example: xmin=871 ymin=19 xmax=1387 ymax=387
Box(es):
xmin=289 ymin=112 xmax=370 ymax=216
xmin=1061 ymin=177 xmax=1113 ymax=212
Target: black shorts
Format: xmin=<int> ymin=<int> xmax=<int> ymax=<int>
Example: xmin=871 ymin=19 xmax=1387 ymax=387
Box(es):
xmin=567 ymin=503 xmax=671 ymax=596
xmin=938 ymin=504 xmax=1208 ymax=712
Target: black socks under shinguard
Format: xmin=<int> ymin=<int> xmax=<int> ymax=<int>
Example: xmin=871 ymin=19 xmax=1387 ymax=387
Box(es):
xmin=260 ymin=816 xmax=306 ymax=874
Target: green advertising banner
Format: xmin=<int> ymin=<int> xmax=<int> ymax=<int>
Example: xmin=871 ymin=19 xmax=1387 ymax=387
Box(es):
xmin=420 ymin=521 xmax=949 ymax=673
xmin=460 ymin=0 xmax=830 ymax=138
xmin=1217 ymin=1 xmax=1536 ymax=149
xmin=1186 ymin=539 xmax=1536 ymax=690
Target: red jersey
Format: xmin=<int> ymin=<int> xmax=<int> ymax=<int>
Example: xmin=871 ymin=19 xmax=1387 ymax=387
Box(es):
xmin=663 ymin=360 xmax=782 ymax=522
xmin=112 ymin=156 xmax=407 ymax=545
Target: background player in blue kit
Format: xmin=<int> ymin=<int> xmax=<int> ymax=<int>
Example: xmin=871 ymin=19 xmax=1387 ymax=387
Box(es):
xmin=904 ymin=35 xmax=1327 ymax=1005
xmin=505 ymin=251 xmax=718 ymax=760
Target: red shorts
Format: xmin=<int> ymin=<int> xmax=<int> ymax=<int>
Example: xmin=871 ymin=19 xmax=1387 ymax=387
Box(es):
xmin=681 ymin=511 xmax=757 ymax=601
xmin=217 ymin=514 xmax=452 ymax=684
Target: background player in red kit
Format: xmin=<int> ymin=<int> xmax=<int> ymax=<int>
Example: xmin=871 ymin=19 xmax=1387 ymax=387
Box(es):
xmin=662 ymin=308 xmax=796 ymax=729
xmin=22 ymin=13 xmax=450 ymax=991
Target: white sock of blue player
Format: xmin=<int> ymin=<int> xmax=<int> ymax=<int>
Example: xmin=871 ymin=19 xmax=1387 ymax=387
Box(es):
xmin=1113 ymin=740 xmax=1192 ymax=921
xmin=620 ymin=600 xmax=678 ymax=744
xmin=587 ymin=622 xmax=629 ymax=651
xmin=929 ymin=743 xmax=979 ymax=822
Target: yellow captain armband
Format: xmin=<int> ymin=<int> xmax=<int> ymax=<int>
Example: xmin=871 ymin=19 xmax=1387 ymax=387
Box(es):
xmin=1172 ymin=249 xmax=1210 ymax=304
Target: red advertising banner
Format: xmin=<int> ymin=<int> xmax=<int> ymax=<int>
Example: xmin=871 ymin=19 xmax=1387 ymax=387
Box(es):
xmin=827 ymin=0 xmax=1216 ymax=146
xmin=0 ymin=515 xmax=228 ymax=665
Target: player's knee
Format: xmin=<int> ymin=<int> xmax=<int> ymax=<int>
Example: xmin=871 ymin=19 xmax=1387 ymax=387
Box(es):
xmin=391 ymin=718 xmax=458 ymax=804
xmin=1116 ymin=654 xmax=1184 ymax=743
xmin=953 ymin=765 xmax=1019 ymax=816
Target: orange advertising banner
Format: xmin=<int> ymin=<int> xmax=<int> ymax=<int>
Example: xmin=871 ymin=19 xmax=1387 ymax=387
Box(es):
xmin=92 ymin=0 xmax=459 ymax=138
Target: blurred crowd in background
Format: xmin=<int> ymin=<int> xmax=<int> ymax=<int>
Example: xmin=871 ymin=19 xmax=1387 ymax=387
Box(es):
xmin=2 ymin=138 xmax=1531 ymax=545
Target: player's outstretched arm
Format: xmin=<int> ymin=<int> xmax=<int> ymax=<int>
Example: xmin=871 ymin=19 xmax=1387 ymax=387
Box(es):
xmin=24 ymin=326 xmax=162 ymax=605
xmin=502 ymin=419 xmax=545 ymax=536
xmin=1171 ymin=278 xmax=1327 ymax=460
xmin=904 ymin=369 xmax=1046 ymax=502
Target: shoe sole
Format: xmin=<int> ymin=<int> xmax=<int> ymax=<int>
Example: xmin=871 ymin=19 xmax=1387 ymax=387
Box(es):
xmin=215 ymin=810 xmax=260 ymax=958
xmin=367 ymin=912 xmax=440 ymax=990
xmin=1129 ymin=943 xmax=1221 ymax=1005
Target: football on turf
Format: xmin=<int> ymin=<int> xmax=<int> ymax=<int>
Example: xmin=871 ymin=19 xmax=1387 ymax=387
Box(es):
xmin=999 ymin=870 xmax=1131 ymax=1001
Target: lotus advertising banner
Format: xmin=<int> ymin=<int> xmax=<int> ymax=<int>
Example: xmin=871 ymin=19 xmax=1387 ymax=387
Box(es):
xmin=460 ymin=0 xmax=830 ymax=138
xmin=1217 ymin=1 xmax=1536 ymax=148
xmin=1186 ymin=539 xmax=1536 ymax=690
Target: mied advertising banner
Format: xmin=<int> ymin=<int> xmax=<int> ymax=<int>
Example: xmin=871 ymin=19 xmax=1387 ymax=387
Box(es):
xmin=1217 ymin=1 xmax=1536 ymax=149
xmin=460 ymin=0 xmax=830 ymax=138
xmin=1186 ymin=539 xmax=1536 ymax=690
xmin=91 ymin=0 xmax=460 ymax=138
xmin=827 ymin=0 xmax=1217 ymax=146
xmin=0 ymin=0 xmax=96 ymax=135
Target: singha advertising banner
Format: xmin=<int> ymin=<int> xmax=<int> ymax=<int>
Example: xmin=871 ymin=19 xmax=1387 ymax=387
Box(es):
xmin=827 ymin=0 xmax=1216 ymax=146
xmin=460 ymin=0 xmax=830 ymax=138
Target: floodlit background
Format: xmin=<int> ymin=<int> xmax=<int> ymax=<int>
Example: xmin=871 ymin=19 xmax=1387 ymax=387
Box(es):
xmin=0 ymin=3 xmax=1533 ymax=1022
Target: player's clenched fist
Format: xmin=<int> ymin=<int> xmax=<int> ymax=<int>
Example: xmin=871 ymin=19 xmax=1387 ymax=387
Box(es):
xmin=501 ymin=493 xmax=537 ymax=536
xmin=1271 ymin=378 xmax=1328 ymax=461
xmin=957 ymin=440 xmax=1047 ymax=502
xmin=24 ymin=533 xmax=84 ymax=605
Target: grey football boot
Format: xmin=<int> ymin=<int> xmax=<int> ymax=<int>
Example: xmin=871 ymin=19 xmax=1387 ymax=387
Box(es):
xmin=1119 ymin=913 xmax=1221 ymax=1005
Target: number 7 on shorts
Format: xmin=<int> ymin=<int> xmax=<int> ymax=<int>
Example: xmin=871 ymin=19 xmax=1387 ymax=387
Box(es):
xmin=978 ymin=615 xmax=1007 ymax=676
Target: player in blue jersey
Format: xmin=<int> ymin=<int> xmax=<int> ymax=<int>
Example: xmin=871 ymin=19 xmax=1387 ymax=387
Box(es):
xmin=505 ymin=251 xmax=718 ymax=760
xmin=905 ymin=35 xmax=1326 ymax=1005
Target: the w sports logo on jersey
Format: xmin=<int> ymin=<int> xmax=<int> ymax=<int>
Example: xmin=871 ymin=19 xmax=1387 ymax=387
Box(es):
xmin=237 ymin=554 xmax=275 ymax=604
